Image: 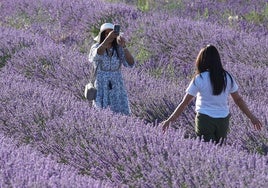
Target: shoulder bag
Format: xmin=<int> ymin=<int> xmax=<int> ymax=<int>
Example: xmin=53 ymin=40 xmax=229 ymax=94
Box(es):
xmin=84 ymin=64 xmax=98 ymax=100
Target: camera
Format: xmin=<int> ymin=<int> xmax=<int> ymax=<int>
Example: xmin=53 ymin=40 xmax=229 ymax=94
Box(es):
xmin=114 ymin=24 xmax=120 ymax=35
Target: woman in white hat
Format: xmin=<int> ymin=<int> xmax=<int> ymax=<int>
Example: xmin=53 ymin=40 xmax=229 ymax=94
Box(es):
xmin=88 ymin=23 xmax=135 ymax=115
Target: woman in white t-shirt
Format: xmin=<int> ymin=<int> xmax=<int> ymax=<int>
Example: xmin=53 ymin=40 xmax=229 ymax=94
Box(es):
xmin=161 ymin=45 xmax=262 ymax=144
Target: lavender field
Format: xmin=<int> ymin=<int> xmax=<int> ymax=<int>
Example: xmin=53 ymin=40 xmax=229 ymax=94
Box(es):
xmin=0 ymin=0 xmax=268 ymax=187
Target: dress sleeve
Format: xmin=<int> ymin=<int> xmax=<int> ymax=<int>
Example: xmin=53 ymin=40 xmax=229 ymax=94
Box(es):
xmin=88 ymin=43 xmax=102 ymax=64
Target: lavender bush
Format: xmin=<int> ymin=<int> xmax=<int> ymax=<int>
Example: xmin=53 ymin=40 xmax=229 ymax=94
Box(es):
xmin=112 ymin=0 xmax=268 ymax=38
xmin=0 ymin=57 xmax=267 ymax=187
xmin=132 ymin=13 xmax=267 ymax=80
xmin=0 ymin=0 xmax=267 ymax=187
xmin=5 ymin=36 xmax=90 ymax=99
xmin=0 ymin=0 xmax=141 ymax=53
xmin=0 ymin=27 xmax=38 ymax=68
xmin=0 ymin=71 xmax=267 ymax=187
xmin=0 ymin=133 xmax=114 ymax=187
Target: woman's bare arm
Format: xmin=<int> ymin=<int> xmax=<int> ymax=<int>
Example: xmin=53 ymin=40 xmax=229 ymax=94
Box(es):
xmin=231 ymin=91 xmax=262 ymax=130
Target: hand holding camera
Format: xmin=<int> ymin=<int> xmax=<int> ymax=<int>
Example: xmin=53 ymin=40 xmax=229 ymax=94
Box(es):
xmin=104 ymin=25 xmax=120 ymax=42
xmin=114 ymin=24 xmax=126 ymax=47
xmin=117 ymin=35 xmax=126 ymax=47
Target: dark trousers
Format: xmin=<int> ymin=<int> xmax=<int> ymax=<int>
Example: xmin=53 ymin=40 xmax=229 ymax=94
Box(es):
xmin=195 ymin=113 xmax=230 ymax=145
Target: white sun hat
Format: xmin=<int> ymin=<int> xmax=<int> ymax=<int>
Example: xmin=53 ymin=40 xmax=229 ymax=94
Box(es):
xmin=94 ymin=23 xmax=114 ymax=43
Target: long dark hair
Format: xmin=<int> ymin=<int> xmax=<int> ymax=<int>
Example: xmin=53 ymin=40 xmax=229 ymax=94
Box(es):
xmin=194 ymin=45 xmax=233 ymax=95
xmin=100 ymin=31 xmax=119 ymax=57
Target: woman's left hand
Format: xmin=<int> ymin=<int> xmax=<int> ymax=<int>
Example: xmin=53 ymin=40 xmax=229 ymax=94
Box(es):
xmin=250 ymin=116 xmax=262 ymax=130
xmin=117 ymin=35 xmax=126 ymax=47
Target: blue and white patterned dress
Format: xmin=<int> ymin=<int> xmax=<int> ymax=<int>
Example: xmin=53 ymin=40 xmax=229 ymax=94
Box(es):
xmin=88 ymin=43 xmax=134 ymax=115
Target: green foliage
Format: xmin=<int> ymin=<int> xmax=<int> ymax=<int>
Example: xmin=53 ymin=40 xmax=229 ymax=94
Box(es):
xmin=23 ymin=135 xmax=34 ymax=144
xmin=204 ymin=7 xmax=209 ymax=19
xmin=163 ymin=0 xmax=184 ymax=11
xmin=135 ymin=47 xmax=151 ymax=64
xmin=105 ymin=171 xmax=112 ymax=179
xmin=196 ymin=7 xmax=209 ymax=20
xmin=150 ymin=67 xmax=163 ymax=79
xmin=0 ymin=54 xmax=11 ymax=68
xmin=180 ymin=183 xmax=188 ymax=188
xmin=58 ymin=157 xmax=69 ymax=164
xmin=137 ymin=0 xmax=150 ymax=12
xmin=6 ymin=12 xmax=32 ymax=29
xmin=244 ymin=3 xmax=268 ymax=24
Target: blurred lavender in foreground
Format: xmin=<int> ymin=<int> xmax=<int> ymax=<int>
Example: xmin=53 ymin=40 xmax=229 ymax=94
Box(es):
xmin=0 ymin=69 xmax=267 ymax=187
xmin=0 ymin=133 xmax=114 ymax=187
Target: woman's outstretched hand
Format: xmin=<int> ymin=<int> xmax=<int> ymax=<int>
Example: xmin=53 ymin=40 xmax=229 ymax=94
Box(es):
xmin=162 ymin=120 xmax=170 ymax=134
xmin=250 ymin=115 xmax=262 ymax=130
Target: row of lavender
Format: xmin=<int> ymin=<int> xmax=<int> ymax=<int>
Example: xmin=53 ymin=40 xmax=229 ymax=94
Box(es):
xmin=1 ymin=25 xmax=267 ymax=152
xmin=2 ymin=0 xmax=265 ymax=115
xmin=0 ymin=0 xmax=141 ymax=54
xmin=2 ymin=0 xmax=267 ymax=61
xmin=118 ymin=0 xmax=268 ymax=38
xmin=0 ymin=70 xmax=267 ymax=187
xmin=0 ymin=133 xmax=113 ymax=187
xmin=0 ymin=0 xmax=267 ymax=187
xmin=1 ymin=26 xmax=268 ymax=188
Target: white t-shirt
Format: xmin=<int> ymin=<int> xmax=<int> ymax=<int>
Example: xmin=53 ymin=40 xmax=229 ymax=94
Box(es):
xmin=186 ymin=71 xmax=238 ymax=118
